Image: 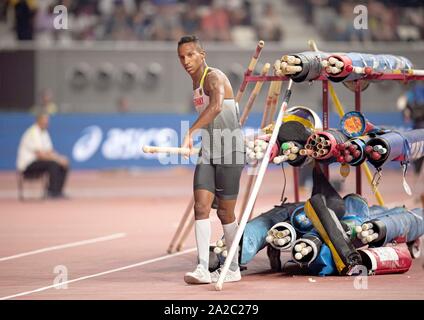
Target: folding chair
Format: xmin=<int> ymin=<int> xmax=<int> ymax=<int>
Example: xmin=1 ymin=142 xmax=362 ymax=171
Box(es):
xmin=17 ymin=171 xmax=49 ymax=201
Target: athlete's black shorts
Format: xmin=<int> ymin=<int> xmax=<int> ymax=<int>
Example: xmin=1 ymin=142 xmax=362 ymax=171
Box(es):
xmin=194 ymin=152 xmax=245 ymax=200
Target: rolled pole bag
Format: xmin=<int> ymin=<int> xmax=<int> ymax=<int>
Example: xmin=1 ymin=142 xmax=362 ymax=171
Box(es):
xmin=291 ymin=231 xmax=322 ymax=266
xmin=332 ymin=137 xmax=370 ymax=166
xmin=290 ymin=230 xmax=337 ymax=276
xmin=295 ymin=225 xmax=356 ymax=276
xmin=256 ymin=205 xmax=308 ymax=270
xmin=291 ymin=231 xmax=339 ymax=276
xmin=266 ymin=221 xmax=297 ymax=251
xmin=290 ymin=205 xmax=314 ymax=236
xmin=358 ymin=244 xmax=412 ymax=275
xmin=365 ymin=129 xmax=424 ymax=169
xmin=311 ymin=163 xmax=345 ymax=219
xmin=305 ymin=194 xmax=362 ymax=275
xmin=291 ymin=194 xmax=370 ymax=275
xmin=307 ymin=129 xmax=349 ymax=163
xmin=341 ymin=193 xmax=389 ymax=248
xmin=340 ymin=111 xmax=384 ymax=139
xmin=343 ymin=193 xmax=387 ymax=221
xmin=324 ymin=53 xmax=413 ymax=82
xmin=338 ymin=111 xmax=386 ymax=166
xmin=285 ymin=51 xmax=328 ymax=82
xmin=287 ymin=141 xmax=308 ymax=167
xmin=277 ymin=106 xmax=322 ymax=166
xmin=239 ymin=202 xmax=301 ymax=265
xmin=307 ymin=243 xmax=337 ymax=276
xmin=343 ymin=193 xmax=371 ymax=221
xmin=275 ymin=140 xmax=308 ymax=166
xmin=364 ymin=207 xmax=424 ymax=248
xmin=277 ymin=106 xmax=321 ymax=145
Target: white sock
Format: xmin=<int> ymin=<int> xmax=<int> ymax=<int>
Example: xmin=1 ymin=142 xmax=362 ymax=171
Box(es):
xmin=195 ymin=218 xmax=211 ymax=270
xmin=223 ymin=220 xmax=239 ymax=271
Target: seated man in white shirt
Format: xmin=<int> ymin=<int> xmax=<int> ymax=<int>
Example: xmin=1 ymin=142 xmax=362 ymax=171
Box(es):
xmin=16 ymin=112 xmax=69 ymax=199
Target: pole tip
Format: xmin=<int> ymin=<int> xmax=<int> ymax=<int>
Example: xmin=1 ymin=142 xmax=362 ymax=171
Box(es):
xmin=215 ymin=283 xmax=223 ymax=291
xmin=307 ymin=39 xmax=318 ymax=51
xmin=142 ymin=145 xmax=150 ymax=153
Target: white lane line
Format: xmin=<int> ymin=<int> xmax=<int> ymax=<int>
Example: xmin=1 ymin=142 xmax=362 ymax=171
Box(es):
xmin=0 ymin=233 xmax=127 ymax=262
xmin=0 ymin=248 xmax=197 ymax=300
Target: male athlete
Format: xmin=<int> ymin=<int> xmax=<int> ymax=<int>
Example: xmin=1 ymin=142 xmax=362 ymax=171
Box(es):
xmin=178 ymin=35 xmax=245 ymax=284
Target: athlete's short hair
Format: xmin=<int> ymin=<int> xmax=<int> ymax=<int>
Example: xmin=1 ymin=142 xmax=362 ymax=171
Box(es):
xmin=177 ymin=35 xmax=203 ymax=50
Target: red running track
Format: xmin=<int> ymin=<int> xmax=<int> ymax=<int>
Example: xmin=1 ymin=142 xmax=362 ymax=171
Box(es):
xmin=0 ymin=167 xmax=423 ymax=300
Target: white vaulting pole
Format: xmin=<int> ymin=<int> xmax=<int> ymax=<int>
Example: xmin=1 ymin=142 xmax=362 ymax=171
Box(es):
xmin=215 ymin=79 xmax=294 ymax=291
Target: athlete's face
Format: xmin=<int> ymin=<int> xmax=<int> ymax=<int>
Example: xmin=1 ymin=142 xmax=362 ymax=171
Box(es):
xmin=177 ymin=42 xmax=205 ymax=76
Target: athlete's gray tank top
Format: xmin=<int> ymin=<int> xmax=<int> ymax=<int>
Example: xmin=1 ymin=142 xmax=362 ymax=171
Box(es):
xmin=193 ymin=67 xmax=245 ymax=163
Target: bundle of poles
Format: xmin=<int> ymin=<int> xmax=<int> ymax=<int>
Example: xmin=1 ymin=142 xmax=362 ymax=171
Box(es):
xmin=273 ymin=51 xmax=424 ymax=82
xmin=154 ymin=40 xmax=423 ymax=252
xmin=268 ymin=118 xmax=424 ymax=169
xmin=303 ymin=129 xmax=348 ymax=161
xmin=364 ymin=129 xmax=424 ymax=168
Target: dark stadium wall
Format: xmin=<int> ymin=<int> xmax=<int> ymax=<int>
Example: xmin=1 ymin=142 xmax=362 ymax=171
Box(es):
xmin=0 ymin=50 xmax=35 ymax=111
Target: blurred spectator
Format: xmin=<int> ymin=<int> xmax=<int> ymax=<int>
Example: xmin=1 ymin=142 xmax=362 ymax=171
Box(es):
xmin=12 ymin=0 xmax=37 ymax=40
xmin=132 ymin=4 xmax=153 ymax=40
xmin=398 ymin=83 xmax=424 ymax=207
xmin=35 ymin=1 xmax=56 ymax=43
xmin=72 ymin=1 xmax=99 ymax=41
xmin=200 ymin=0 xmax=231 ymax=41
xmin=16 ymin=112 xmax=69 ymax=199
xmin=4 ymin=0 xmax=423 ymax=42
xmin=294 ymin=0 xmax=423 ymax=43
xmin=228 ymin=0 xmax=251 ymax=27
xmin=255 ymin=2 xmax=283 ymax=42
xmin=368 ymin=0 xmax=398 ymax=41
xmin=180 ymin=2 xmax=200 ymax=36
xmin=31 ymin=88 xmax=58 ymax=114
xmin=103 ymin=0 xmax=133 ymax=40
xmin=98 ymin=0 xmax=136 ymax=16
xmin=399 ymin=83 xmax=424 ymax=131
xmin=150 ymin=1 xmax=183 ymax=41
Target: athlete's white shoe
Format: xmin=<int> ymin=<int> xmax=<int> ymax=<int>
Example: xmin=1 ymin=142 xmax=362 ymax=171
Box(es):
xmin=210 ymin=267 xmax=241 ymax=283
xmin=184 ymin=264 xmax=211 ymax=284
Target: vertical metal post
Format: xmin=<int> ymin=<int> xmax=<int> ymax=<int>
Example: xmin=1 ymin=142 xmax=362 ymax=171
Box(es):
xmin=355 ymin=80 xmax=362 ymax=195
xmin=322 ymin=80 xmax=329 ymax=178
xmin=293 ymin=167 xmax=300 ymax=202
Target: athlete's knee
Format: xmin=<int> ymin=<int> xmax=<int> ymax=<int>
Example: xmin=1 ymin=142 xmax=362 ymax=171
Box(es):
xmin=217 ymin=207 xmax=235 ymax=224
xmin=216 ymin=207 xmax=227 ymax=221
xmin=194 ymin=201 xmax=211 ymax=219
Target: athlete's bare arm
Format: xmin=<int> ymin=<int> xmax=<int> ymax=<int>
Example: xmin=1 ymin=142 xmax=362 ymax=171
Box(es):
xmin=182 ymin=70 xmax=232 ymax=150
xmin=188 ymin=71 xmax=225 ymax=135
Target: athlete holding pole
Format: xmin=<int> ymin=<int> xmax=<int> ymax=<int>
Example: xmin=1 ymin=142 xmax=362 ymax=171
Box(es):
xmin=178 ymin=35 xmax=246 ymax=284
